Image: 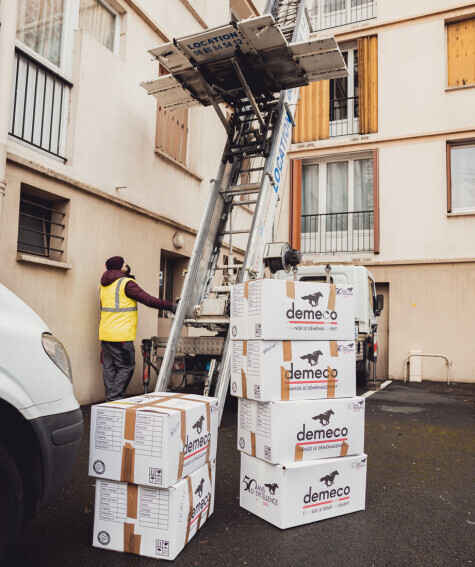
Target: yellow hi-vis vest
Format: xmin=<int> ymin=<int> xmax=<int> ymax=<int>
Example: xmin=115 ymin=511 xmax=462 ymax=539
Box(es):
xmin=99 ymin=277 xmax=138 ymax=341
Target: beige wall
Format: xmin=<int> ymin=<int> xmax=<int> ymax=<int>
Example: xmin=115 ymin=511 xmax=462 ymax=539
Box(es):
xmin=1 ymin=162 xmax=197 ymax=404
xmin=370 ymin=262 xmax=475 ymax=383
xmin=379 ymin=19 xmax=475 ymax=137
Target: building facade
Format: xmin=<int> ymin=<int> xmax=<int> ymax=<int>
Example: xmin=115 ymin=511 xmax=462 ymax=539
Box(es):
xmin=0 ymin=0 xmax=264 ymax=404
xmin=283 ymin=0 xmax=475 ymax=382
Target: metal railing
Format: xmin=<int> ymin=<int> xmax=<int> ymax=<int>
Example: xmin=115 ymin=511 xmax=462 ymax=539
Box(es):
xmin=9 ymin=47 xmax=71 ymax=160
xmin=301 ymin=210 xmax=374 ymax=253
xmin=330 ymin=95 xmax=359 ymax=137
xmin=403 ymin=354 xmax=452 ymax=385
xmin=309 ymin=0 xmax=377 ymax=32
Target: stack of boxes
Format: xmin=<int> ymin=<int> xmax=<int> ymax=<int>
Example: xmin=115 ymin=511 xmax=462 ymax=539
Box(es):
xmin=88 ymin=392 xmax=219 ymax=560
xmin=230 ymin=279 xmax=368 ymax=529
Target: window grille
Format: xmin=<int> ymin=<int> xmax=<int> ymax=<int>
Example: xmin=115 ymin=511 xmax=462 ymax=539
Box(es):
xmin=18 ymin=190 xmax=67 ymax=258
xmin=309 ymin=0 xmax=376 ymax=32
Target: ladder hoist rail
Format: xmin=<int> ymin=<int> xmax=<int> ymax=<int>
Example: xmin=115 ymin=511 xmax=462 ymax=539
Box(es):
xmin=140 ymin=0 xmax=348 ymax=423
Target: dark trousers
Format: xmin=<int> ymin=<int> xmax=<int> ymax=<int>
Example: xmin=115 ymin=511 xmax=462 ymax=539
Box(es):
xmin=101 ymin=341 xmax=135 ymax=401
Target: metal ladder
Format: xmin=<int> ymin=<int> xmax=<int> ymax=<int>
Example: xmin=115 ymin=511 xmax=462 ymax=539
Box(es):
xmin=152 ymin=0 xmax=310 ymax=422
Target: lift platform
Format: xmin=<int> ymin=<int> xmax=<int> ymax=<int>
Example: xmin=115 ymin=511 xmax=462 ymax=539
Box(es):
xmin=141 ymin=14 xmax=347 ymax=114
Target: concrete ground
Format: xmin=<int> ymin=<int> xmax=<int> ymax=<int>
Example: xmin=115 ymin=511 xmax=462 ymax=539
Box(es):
xmin=9 ymin=381 xmax=475 ymax=567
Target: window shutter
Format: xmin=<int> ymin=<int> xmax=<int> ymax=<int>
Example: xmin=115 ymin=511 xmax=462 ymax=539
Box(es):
xmin=447 ymin=18 xmax=475 ymax=88
xmin=358 ymin=36 xmax=378 ymax=134
xmin=293 ymin=81 xmax=330 ymax=143
xmin=156 ymin=66 xmax=188 ymax=164
xmin=290 ymin=159 xmax=302 ymax=249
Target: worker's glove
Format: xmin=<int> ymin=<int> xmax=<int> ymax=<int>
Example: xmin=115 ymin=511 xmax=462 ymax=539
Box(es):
xmin=171 ymin=304 xmax=178 ymax=314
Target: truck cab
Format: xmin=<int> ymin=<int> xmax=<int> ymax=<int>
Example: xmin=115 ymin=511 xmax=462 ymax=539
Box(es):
xmin=274 ymin=264 xmax=383 ymax=385
xmin=0 ymin=283 xmax=83 ymax=561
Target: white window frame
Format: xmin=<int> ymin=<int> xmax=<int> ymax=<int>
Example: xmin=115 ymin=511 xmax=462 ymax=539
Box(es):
xmin=330 ymin=44 xmax=358 ymax=137
xmin=301 ymin=152 xmax=374 ymax=254
xmin=448 ymin=141 xmax=475 ymax=214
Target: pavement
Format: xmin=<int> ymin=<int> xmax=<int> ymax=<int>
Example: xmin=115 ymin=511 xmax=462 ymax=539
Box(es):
xmin=8 ymin=381 xmax=475 ymax=567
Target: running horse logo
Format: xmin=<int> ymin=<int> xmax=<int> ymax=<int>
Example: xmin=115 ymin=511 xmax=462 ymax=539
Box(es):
xmin=192 ymin=415 xmax=205 ymax=435
xmin=300 ymin=350 xmax=323 ymax=366
xmin=320 ymin=470 xmax=339 ymax=487
xmin=195 ymin=478 xmax=205 ymax=498
xmin=264 ymin=483 xmax=279 ymax=495
xmin=301 ymin=292 xmax=323 ymax=307
xmin=312 ymin=409 xmax=334 ymax=426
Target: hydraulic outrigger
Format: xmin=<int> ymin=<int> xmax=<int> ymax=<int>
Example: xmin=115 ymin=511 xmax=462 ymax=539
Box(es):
xmin=140 ymin=0 xmax=348 ymax=423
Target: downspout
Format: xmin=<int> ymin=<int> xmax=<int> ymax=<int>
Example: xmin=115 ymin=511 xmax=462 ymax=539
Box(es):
xmin=0 ymin=0 xmax=18 ymax=223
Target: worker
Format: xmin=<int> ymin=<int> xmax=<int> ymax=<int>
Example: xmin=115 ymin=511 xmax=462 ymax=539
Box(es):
xmin=99 ymin=255 xmax=176 ymax=401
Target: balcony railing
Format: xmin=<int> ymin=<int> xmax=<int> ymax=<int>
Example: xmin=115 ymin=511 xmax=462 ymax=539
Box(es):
xmin=309 ymin=0 xmax=377 ymax=32
xmin=330 ymin=95 xmax=359 ymax=137
xmin=301 ymin=210 xmax=374 ymax=254
xmin=9 ymin=47 xmax=71 ymax=160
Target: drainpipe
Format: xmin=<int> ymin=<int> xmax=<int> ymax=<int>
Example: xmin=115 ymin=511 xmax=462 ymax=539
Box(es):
xmin=0 ymin=0 xmax=18 ymax=224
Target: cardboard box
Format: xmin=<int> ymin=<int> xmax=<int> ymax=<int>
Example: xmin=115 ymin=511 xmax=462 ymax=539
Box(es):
xmin=231 ymin=339 xmax=356 ymax=401
xmin=238 ymin=397 xmax=364 ymax=463
xmin=89 ymin=392 xmax=218 ymax=487
xmin=240 ymin=453 xmax=367 ymax=529
xmin=93 ymin=459 xmax=216 ymax=560
xmin=230 ymin=279 xmax=355 ymax=341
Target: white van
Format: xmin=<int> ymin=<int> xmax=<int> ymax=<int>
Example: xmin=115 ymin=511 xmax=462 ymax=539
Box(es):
xmin=0 ymin=283 xmax=83 ymax=560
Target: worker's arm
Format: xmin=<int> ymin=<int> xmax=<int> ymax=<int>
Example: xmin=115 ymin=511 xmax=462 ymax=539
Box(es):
xmin=125 ymin=280 xmax=175 ymax=311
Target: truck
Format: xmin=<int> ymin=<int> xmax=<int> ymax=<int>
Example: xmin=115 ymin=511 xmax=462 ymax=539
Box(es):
xmin=0 ymin=283 xmax=83 ymax=561
xmin=274 ymin=264 xmax=384 ymax=386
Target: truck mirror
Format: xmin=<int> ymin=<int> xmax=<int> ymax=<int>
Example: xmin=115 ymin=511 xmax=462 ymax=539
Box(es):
xmin=376 ymin=294 xmax=384 ymax=316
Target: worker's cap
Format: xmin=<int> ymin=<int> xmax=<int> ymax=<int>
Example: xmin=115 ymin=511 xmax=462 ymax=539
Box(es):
xmin=105 ymin=256 xmax=124 ymax=271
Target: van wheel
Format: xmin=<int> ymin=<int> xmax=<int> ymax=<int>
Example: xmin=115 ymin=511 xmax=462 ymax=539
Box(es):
xmin=0 ymin=443 xmax=24 ymax=562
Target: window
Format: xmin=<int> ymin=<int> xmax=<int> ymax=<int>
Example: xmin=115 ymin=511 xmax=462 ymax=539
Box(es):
xmin=309 ymin=0 xmax=376 ymax=32
xmin=330 ymin=47 xmax=358 ymax=137
xmin=367 ymin=277 xmax=375 ymax=312
xmin=298 ymin=153 xmax=376 ymax=254
xmin=16 ymin=0 xmax=65 ymax=67
xmin=447 ymin=142 xmax=475 ymax=212
xmin=79 ymin=0 xmax=119 ymax=53
xmin=447 ymin=18 xmax=475 ymax=88
xmin=17 ymin=185 xmax=68 ymax=261
xmin=12 ymin=1 xmax=119 ymax=159
xmin=293 ymin=36 xmax=377 ymax=142
xmin=13 ymin=0 xmax=74 ymax=159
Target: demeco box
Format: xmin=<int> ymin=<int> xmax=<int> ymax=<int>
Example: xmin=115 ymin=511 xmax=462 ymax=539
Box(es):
xmin=93 ymin=459 xmax=216 ymax=560
xmin=240 ymin=453 xmax=367 ymax=529
xmin=238 ymin=397 xmax=364 ymax=463
xmin=230 ymin=279 xmax=355 ymax=341
xmin=89 ymin=392 xmax=218 ymax=488
xmin=231 ymin=339 xmax=356 ymax=401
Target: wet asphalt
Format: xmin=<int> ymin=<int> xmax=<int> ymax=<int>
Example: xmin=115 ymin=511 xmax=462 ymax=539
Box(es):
xmin=8 ymin=381 xmax=475 ymax=567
